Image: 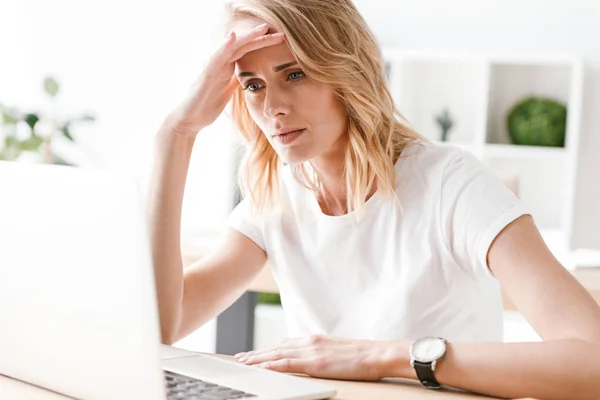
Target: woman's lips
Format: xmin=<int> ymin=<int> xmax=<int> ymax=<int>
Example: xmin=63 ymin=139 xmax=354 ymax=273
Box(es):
xmin=273 ymin=129 xmax=305 ymax=144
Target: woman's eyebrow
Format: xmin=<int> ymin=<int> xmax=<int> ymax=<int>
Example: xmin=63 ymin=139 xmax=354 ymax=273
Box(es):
xmin=238 ymin=61 xmax=298 ymax=77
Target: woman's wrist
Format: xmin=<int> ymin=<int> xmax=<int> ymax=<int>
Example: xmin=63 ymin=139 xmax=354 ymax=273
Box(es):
xmin=158 ymin=114 xmax=205 ymax=139
xmin=154 ymin=125 xmax=197 ymax=155
xmin=152 ymin=120 xmax=198 ymax=171
xmin=372 ymin=339 xmax=416 ymax=380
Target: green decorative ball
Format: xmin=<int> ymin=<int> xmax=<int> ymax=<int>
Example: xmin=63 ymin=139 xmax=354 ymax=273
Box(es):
xmin=507 ymin=97 xmax=567 ymax=147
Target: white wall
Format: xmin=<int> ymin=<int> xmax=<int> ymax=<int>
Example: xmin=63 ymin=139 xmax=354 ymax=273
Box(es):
xmin=1 ymin=0 xmax=237 ymax=236
xmin=353 ymin=0 xmax=600 ymax=249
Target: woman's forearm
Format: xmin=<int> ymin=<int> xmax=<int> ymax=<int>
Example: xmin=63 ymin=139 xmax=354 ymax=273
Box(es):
xmin=147 ymin=124 xmax=197 ymax=343
xmin=378 ymin=339 xmax=600 ymax=399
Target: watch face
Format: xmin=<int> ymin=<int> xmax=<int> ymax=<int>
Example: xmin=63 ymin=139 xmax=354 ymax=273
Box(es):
xmin=410 ymin=337 xmax=446 ymax=363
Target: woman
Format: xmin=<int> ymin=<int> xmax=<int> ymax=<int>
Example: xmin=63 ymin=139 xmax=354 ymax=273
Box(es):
xmin=148 ymin=0 xmax=600 ymax=398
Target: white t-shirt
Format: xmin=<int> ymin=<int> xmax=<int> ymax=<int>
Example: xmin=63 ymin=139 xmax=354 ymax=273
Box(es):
xmin=228 ymin=142 xmax=528 ymax=342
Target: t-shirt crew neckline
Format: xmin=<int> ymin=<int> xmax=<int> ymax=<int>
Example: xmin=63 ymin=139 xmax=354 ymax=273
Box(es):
xmin=305 ymin=145 xmax=415 ymax=222
xmin=306 ymin=186 xmax=381 ymax=221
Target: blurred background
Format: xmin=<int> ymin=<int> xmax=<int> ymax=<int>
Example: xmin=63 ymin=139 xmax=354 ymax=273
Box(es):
xmin=2 ymin=0 xmax=600 ymax=354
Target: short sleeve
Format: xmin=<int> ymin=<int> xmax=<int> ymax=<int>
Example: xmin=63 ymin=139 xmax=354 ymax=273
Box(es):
xmin=439 ymin=150 xmax=529 ymax=281
xmin=228 ymin=198 xmax=266 ymax=251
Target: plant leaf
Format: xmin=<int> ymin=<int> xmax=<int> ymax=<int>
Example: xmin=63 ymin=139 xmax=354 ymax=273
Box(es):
xmin=19 ymin=136 xmax=44 ymax=151
xmin=257 ymin=292 xmax=281 ymax=305
xmin=5 ymin=136 xmax=19 ymax=148
xmin=44 ymin=76 xmax=60 ymax=97
xmin=61 ymin=124 xmax=74 ymax=141
xmin=24 ymin=113 xmax=40 ymax=132
xmin=1 ymin=106 xmax=20 ymax=125
xmin=1 ymin=136 xmax=21 ymax=160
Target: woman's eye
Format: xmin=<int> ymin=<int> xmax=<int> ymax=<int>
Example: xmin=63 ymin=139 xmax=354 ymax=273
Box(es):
xmin=243 ymin=72 xmax=304 ymax=93
xmin=243 ymin=82 xmax=263 ymax=92
xmin=288 ymin=71 xmax=305 ymax=81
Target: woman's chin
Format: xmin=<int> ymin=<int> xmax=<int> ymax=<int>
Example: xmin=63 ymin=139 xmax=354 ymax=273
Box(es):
xmin=278 ymin=150 xmax=312 ymax=165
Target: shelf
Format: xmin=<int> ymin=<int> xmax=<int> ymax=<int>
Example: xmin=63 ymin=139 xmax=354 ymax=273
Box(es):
xmin=540 ymin=229 xmax=600 ymax=269
xmin=483 ymin=144 xmax=566 ymax=160
xmin=431 ymin=141 xmax=479 ymax=153
xmin=486 ymin=63 xmax=572 ymax=145
xmin=483 ymin=157 xmax=567 ymax=231
xmin=385 ymin=55 xmax=487 ymax=144
xmin=383 ymin=49 xmax=586 ymax=251
xmin=430 ymin=142 xmax=566 ymax=160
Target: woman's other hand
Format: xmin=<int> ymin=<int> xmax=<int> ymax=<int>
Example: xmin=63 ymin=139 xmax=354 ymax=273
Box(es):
xmin=234 ymin=334 xmax=403 ymax=381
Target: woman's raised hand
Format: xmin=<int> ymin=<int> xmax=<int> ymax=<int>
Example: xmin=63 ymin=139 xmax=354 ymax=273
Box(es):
xmin=164 ymin=24 xmax=284 ymax=136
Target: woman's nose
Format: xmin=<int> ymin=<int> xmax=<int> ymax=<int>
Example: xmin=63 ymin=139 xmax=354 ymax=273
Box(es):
xmin=263 ymin=88 xmax=291 ymax=120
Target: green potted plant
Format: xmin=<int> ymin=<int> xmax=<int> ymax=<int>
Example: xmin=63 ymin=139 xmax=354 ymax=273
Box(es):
xmin=435 ymin=108 xmax=454 ymax=142
xmin=0 ymin=76 xmax=95 ymax=165
xmin=507 ymin=96 xmax=567 ymax=147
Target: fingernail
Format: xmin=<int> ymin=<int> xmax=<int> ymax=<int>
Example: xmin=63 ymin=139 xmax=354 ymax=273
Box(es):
xmin=234 ymin=352 xmax=246 ymax=358
xmin=255 ymin=23 xmax=268 ymax=30
xmin=272 ymin=32 xmax=284 ymax=38
xmin=225 ymin=31 xmax=234 ymax=40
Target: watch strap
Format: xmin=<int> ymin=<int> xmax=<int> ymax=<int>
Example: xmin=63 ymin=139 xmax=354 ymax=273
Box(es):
xmin=413 ymin=360 xmax=442 ymax=389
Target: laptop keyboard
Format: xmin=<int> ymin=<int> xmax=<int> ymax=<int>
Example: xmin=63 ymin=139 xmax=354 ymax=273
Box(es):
xmin=164 ymin=370 xmax=257 ymax=399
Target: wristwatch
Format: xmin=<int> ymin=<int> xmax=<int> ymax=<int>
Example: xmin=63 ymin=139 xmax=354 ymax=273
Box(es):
xmin=409 ymin=336 xmax=447 ymax=389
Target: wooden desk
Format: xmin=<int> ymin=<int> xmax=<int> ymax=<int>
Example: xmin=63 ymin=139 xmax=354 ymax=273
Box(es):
xmin=0 ymin=364 xmax=535 ymax=400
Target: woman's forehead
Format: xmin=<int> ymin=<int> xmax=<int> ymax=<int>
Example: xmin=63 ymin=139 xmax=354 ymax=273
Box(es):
xmin=235 ymin=41 xmax=295 ymax=74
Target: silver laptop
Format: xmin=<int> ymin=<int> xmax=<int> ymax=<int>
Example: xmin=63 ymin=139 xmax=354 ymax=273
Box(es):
xmin=0 ymin=161 xmax=336 ymax=400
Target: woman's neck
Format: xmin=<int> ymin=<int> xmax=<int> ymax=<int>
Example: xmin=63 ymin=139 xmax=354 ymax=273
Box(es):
xmin=307 ymin=134 xmax=351 ymax=216
xmin=310 ymin=155 xmax=347 ymax=216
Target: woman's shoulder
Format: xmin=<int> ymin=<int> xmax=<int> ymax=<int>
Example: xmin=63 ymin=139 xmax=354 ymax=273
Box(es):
xmin=397 ymin=141 xmax=473 ymax=175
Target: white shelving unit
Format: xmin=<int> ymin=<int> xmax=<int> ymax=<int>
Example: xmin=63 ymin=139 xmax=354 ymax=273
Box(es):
xmin=383 ymin=48 xmax=589 ymax=267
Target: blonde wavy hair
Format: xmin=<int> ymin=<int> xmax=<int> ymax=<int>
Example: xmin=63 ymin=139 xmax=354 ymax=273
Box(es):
xmin=225 ymin=0 xmax=426 ymax=216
